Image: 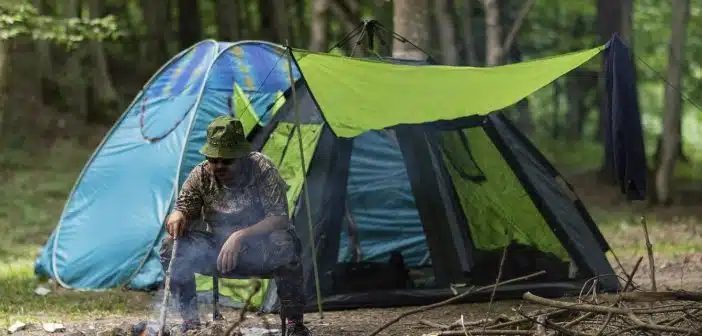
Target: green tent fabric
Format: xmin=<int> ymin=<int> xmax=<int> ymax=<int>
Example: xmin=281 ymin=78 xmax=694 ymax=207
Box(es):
xmin=439 ymin=129 xmax=567 ymax=260
xmin=292 ymin=45 xmax=605 ymax=138
xmin=233 ymin=84 xmax=288 ymax=136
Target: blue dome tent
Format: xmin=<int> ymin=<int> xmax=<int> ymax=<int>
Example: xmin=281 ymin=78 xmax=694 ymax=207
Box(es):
xmin=33 ymin=40 xmax=302 ymax=291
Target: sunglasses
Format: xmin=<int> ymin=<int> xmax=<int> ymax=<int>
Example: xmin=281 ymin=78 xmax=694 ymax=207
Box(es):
xmin=206 ymin=157 xmax=235 ymax=165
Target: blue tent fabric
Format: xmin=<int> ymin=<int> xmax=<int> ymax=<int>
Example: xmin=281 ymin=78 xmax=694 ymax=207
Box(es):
xmin=603 ymin=34 xmax=647 ymax=201
xmin=33 ymin=38 xmax=432 ymax=291
xmin=33 ymin=40 xmax=298 ymax=290
xmin=338 ymin=131 xmax=428 ymax=267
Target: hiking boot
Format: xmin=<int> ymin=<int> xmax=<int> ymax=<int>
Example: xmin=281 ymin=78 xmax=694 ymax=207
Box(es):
xmin=285 ymin=321 xmax=311 ymax=336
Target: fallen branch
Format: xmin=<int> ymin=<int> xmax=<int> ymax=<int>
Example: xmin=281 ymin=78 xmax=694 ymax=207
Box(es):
xmin=617 ymin=290 xmax=702 ymax=302
xmin=419 ymin=320 xmax=448 ymax=329
xmin=511 ymin=306 xmax=591 ymax=336
xmin=429 ymin=329 xmax=536 ymax=335
xmin=639 ymin=215 xmax=657 ymax=292
xmin=367 ymin=270 xmax=546 ymax=336
xmin=535 ymin=315 xmax=547 ymax=336
xmin=487 ymin=309 xmax=569 ymax=330
xmin=522 ymin=292 xmax=702 ymax=336
xmin=225 ymin=279 xmax=262 ymax=336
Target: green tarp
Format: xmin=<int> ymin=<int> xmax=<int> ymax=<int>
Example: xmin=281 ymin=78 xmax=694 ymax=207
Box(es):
xmin=292 ymin=45 xmax=605 ymax=138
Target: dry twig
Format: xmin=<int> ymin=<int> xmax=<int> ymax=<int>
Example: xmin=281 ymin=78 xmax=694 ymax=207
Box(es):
xmin=225 ymin=279 xmax=262 ymax=336
xmin=367 ymin=270 xmax=546 ymax=336
xmin=522 ymin=292 xmax=702 ymax=335
xmin=639 ymin=215 xmax=657 ymax=292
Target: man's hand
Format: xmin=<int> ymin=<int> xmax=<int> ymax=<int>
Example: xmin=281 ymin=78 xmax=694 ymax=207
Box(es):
xmin=164 ymin=211 xmax=186 ymax=238
xmin=217 ymin=231 xmax=245 ymax=273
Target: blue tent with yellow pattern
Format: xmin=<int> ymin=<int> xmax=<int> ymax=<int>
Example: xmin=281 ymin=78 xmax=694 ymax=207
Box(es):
xmin=34 ymin=37 xmax=637 ymax=312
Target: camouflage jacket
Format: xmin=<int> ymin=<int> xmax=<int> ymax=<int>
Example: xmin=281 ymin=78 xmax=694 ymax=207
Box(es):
xmin=174 ymin=152 xmax=290 ymax=235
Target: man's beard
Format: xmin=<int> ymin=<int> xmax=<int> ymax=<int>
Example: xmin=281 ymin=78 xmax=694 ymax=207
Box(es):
xmin=214 ymin=168 xmax=231 ymax=180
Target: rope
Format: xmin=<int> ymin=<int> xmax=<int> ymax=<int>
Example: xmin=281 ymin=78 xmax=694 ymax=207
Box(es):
xmin=632 ymin=54 xmax=702 ymax=115
xmin=233 ymin=51 xmax=287 ymax=124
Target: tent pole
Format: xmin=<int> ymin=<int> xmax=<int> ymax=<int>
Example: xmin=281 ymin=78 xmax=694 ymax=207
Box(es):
xmin=285 ymin=43 xmax=325 ymax=319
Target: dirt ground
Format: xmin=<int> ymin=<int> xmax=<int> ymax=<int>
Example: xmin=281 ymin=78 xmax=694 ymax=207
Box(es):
xmin=10 ymin=172 xmax=702 ymax=336
xmin=10 ymin=252 xmax=702 ymax=336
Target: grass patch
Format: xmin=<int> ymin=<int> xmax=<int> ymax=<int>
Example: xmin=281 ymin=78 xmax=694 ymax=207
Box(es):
xmin=593 ymin=210 xmax=702 ymax=257
xmin=0 ymin=138 xmax=151 ymax=328
xmin=0 ymin=260 xmax=152 ymax=328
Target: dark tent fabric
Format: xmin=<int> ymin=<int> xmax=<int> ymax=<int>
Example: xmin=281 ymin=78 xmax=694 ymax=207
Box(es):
xmin=603 ymin=33 xmax=647 ymax=201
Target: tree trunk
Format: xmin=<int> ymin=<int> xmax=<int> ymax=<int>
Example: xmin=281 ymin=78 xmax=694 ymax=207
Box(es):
xmin=34 ymin=0 xmax=52 ymax=79
xmin=433 ymin=0 xmax=459 ymax=65
xmin=392 ymin=0 xmax=429 ymax=60
xmin=215 ymin=0 xmax=240 ymax=41
xmin=565 ymin=70 xmax=591 ymax=140
xmin=309 ymin=0 xmax=330 ymax=51
xmin=60 ymin=0 xmax=88 ymax=121
xmin=0 ymin=40 xmax=8 ymax=140
xmin=481 ymin=0 xmax=502 ymax=66
xmin=552 ymin=78 xmax=561 ymax=139
xmin=139 ymin=0 xmax=170 ymax=65
xmin=274 ymin=0 xmax=289 ymax=43
xmin=509 ymin=45 xmax=533 ymax=133
xmin=294 ymin=0 xmax=309 ymax=47
xmin=564 ymin=15 xmax=597 ymax=141
xmin=458 ymin=0 xmax=478 ymax=65
xmin=178 ymin=0 xmax=202 ymax=49
xmin=87 ymin=0 xmax=120 ymax=124
xmin=259 ymin=0 xmax=288 ymax=43
xmin=654 ymin=0 xmax=690 ymax=205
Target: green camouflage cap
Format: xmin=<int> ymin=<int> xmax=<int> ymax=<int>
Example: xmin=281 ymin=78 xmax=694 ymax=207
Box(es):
xmin=199 ymin=116 xmax=252 ymax=159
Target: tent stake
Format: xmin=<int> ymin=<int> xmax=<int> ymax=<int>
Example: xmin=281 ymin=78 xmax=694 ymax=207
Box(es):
xmin=285 ymin=43 xmax=324 ymax=320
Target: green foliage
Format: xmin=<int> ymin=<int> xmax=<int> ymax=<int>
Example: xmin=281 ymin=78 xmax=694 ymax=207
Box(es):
xmin=0 ymin=1 xmax=124 ymax=47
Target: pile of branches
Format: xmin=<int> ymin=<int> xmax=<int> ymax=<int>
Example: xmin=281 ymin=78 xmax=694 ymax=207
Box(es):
xmin=368 ymin=256 xmax=701 ymax=336
xmin=365 ymin=215 xmax=702 ymax=336
xmin=417 ymin=288 xmax=702 ymax=335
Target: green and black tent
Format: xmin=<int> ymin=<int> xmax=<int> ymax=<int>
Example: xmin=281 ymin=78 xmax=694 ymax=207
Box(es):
xmin=239 ymin=41 xmax=627 ymax=312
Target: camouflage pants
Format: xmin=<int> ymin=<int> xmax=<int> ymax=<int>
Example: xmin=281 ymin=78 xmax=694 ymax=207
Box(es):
xmin=159 ymin=227 xmax=305 ymax=322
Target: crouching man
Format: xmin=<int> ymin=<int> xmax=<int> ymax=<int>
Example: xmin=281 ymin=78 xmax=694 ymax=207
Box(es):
xmin=159 ymin=116 xmax=311 ymax=335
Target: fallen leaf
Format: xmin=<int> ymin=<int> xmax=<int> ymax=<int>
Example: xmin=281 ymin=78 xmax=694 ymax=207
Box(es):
xmin=7 ymin=321 xmax=27 ymax=333
xmin=42 ymin=322 xmax=66 ymax=333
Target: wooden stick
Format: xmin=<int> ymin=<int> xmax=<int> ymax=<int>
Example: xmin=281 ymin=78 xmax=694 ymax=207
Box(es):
xmin=367 ymin=270 xmax=546 ymax=336
xmin=640 ymin=215 xmax=657 ymax=292
xmin=523 ymin=292 xmax=702 ymax=335
xmin=157 ymin=238 xmax=178 ymax=336
xmin=225 ymin=279 xmax=262 ymax=336
xmin=623 ymin=256 xmax=643 ymax=292
xmin=488 ymin=308 xmax=568 ymax=330
xmin=419 ymin=320 xmax=448 ymax=329
xmin=433 ymin=329 xmax=536 ymax=335
xmin=611 ymin=290 xmax=702 ymax=302
xmin=535 ymin=315 xmax=547 ymax=336
xmin=524 ymin=292 xmax=700 ymax=315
